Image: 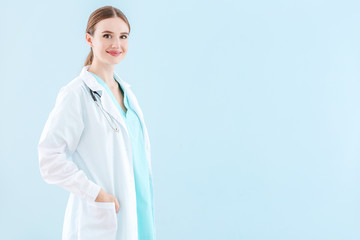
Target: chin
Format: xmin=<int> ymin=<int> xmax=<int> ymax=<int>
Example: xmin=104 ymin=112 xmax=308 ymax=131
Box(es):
xmin=115 ymin=57 xmax=126 ymax=64
xmin=114 ymin=59 xmax=124 ymax=64
xmin=103 ymin=58 xmax=122 ymax=65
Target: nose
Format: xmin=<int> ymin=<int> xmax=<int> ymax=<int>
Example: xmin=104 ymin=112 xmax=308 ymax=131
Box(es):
xmin=111 ymin=37 xmax=122 ymax=49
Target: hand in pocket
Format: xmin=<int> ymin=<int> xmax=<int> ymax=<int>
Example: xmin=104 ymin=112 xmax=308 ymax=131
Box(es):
xmin=95 ymin=188 xmax=120 ymax=213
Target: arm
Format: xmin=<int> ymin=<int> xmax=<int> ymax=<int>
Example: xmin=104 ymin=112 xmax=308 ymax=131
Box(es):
xmin=38 ymin=86 xmax=101 ymax=202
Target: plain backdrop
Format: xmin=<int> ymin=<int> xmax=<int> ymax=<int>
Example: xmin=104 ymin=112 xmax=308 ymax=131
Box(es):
xmin=1 ymin=0 xmax=360 ymax=239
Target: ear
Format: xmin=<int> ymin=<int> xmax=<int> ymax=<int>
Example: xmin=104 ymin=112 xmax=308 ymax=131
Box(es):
xmin=85 ymin=33 xmax=93 ymax=47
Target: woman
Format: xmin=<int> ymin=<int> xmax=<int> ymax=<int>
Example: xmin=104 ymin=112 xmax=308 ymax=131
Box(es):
xmin=38 ymin=6 xmax=156 ymax=240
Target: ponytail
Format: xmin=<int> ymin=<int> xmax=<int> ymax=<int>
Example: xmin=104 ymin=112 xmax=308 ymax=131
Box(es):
xmin=84 ymin=48 xmax=93 ymax=66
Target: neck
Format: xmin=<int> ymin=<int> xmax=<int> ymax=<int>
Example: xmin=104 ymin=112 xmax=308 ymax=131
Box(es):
xmin=88 ymin=60 xmax=117 ymax=88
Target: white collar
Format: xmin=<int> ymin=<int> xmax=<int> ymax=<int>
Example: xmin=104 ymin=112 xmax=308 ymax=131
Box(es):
xmin=80 ymin=65 xmax=131 ymax=95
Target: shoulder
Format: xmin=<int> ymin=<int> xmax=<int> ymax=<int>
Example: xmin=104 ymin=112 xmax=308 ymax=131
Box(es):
xmin=56 ymin=76 xmax=89 ymax=102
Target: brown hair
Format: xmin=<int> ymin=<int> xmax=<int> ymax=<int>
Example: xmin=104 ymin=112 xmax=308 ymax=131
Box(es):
xmin=84 ymin=6 xmax=131 ymax=66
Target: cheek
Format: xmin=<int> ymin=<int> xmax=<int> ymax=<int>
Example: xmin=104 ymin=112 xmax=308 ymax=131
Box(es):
xmin=94 ymin=44 xmax=106 ymax=54
xmin=123 ymin=44 xmax=129 ymax=51
xmin=95 ymin=40 xmax=106 ymax=49
xmin=100 ymin=43 xmax=108 ymax=51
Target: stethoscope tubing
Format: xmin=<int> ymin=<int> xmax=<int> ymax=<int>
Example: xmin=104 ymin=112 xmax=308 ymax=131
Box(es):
xmin=89 ymin=89 xmax=119 ymax=132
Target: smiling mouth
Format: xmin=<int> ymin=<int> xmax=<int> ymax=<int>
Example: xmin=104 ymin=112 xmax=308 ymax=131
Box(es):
xmin=106 ymin=51 xmax=122 ymax=56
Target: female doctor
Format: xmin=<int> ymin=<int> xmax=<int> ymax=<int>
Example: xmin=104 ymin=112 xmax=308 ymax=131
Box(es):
xmin=38 ymin=6 xmax=156 ymax=240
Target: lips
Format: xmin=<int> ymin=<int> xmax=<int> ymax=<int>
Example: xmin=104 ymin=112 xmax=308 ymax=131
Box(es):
xmin=106 ymin=51 xmax=122 ymax=56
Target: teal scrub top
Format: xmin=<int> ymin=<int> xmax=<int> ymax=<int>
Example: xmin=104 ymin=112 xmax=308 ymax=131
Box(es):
xmin=89 ymin=72 xmax=155 ymax=240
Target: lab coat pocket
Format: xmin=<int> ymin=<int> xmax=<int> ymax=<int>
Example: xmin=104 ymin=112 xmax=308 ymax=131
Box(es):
xmin=78 ymin=200 xmax=118 ymax=240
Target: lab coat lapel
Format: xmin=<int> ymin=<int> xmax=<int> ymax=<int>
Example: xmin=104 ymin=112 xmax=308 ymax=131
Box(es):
xmin=121 ymin=83 xmax=153 ymax=174
xmin=80 ymin=65 xmax=127 ymax=131
xmin=114 ymin=74 xmax=146 ymax=135
xmin=113 ymin=73 xmax=153 ymax=174
xmin=101 ymin=93 xmax=127 ymax=130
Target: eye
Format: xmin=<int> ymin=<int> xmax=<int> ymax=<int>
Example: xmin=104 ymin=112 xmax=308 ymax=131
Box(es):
xmin=121 ymin=35 xmax=128 ymax=39
xmin=103 ymin=34 xmax=111 ymax=39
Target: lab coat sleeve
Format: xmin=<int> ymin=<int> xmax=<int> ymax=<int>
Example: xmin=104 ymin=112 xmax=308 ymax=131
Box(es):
xmin=38 ymin=86 xmax=101 ymax=202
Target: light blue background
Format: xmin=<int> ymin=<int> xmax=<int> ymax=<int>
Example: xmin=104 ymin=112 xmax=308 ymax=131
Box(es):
xmin=1 ymin=0 xmax=359 ymax=239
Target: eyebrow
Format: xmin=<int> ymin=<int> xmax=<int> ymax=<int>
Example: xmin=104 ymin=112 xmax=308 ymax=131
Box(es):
xmin=102 ymin=30 xmax=129 ymax=35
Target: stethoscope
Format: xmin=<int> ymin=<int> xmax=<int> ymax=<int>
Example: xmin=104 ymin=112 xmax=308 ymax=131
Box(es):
xmin=89 ymin=88 xmax=120 ymax=132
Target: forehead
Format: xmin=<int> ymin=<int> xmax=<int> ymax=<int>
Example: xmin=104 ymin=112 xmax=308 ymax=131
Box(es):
xmin=95 ymin=17 xmax=129 ymax=33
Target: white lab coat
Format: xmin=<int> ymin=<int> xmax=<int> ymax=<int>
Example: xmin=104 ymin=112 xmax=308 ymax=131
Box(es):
xmin=38 ymin=65 xmax=155 ymax=240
